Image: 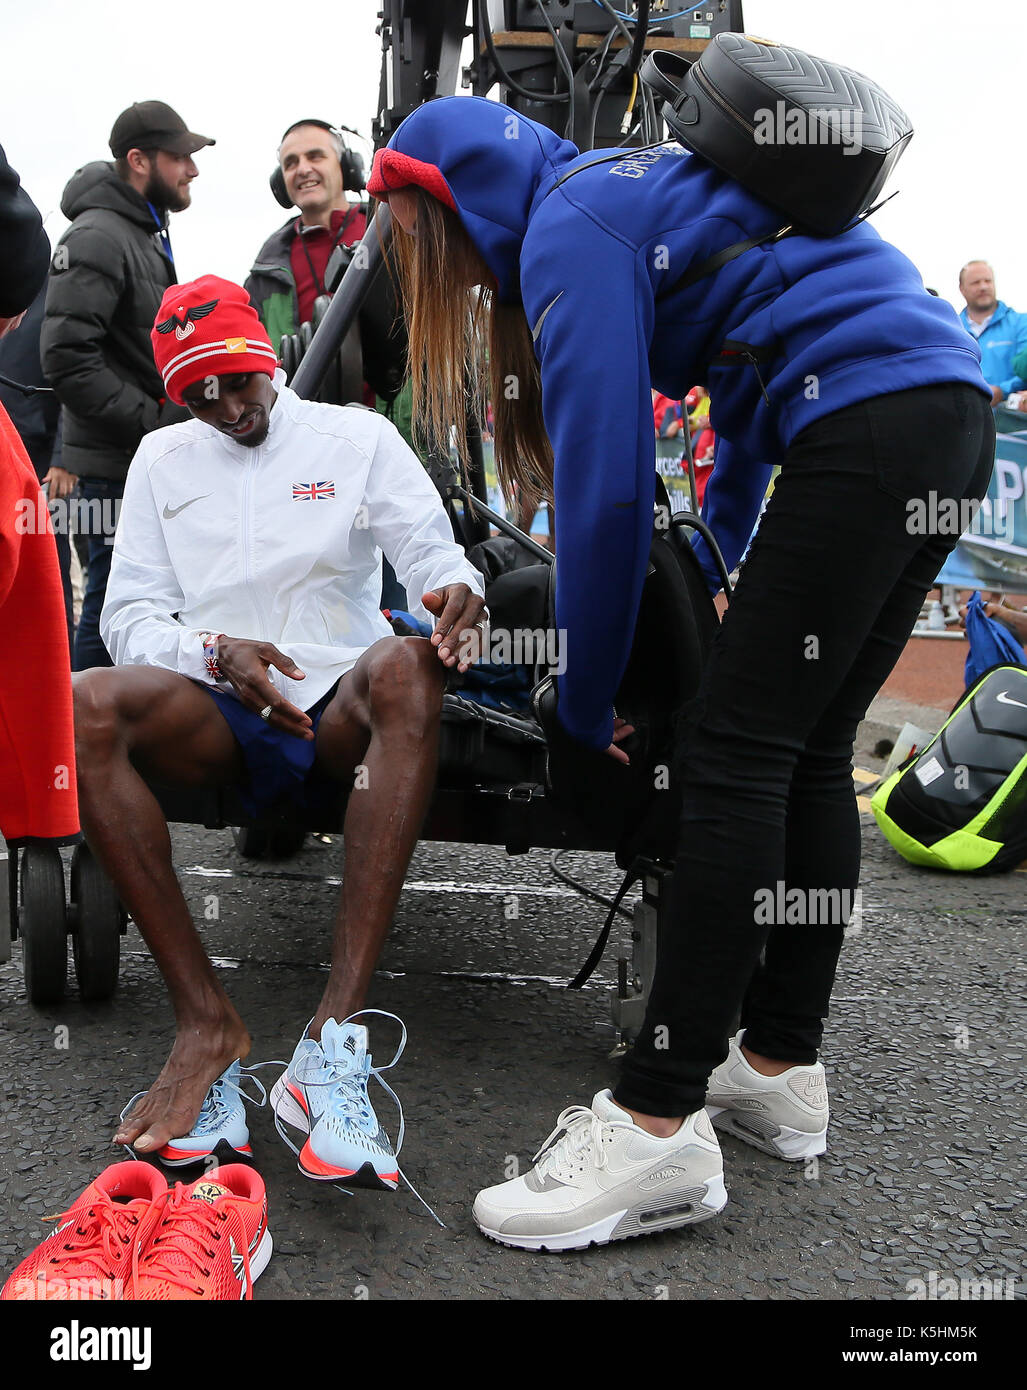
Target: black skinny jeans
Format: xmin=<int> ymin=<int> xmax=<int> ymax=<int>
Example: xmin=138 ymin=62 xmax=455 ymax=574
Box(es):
xmin=614 ymin=383 xmax=996 ymax=1118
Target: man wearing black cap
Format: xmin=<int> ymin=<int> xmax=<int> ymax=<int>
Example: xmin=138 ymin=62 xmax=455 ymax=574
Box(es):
xmin=41 ymin=101 xmax=214 ymax=669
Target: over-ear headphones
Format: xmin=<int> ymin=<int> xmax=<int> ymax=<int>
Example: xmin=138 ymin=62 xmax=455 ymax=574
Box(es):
xmin=269 ymin=118 xmax=366 ymax=209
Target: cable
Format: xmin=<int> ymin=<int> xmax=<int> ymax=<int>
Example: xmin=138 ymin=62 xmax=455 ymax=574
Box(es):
xmin=478 ymin=3 xmax=563 ymax=104
xmin=593 ymin=0 xmax=656 ymax=143
xmin=595 ymin=2 xmax=695 ymax=20
xmin=626 ymin=0 xmax=650 ymax=76
xmin=590 ymin=0 xmax=636 ymax=54
xmin=531 ymin=0 xmax=576 ymax=140
xmin=550 ymin=849 xmax=635 ymax=921
xmin=670 ymin=512 xmax=734 ymax=599
xmin=587 ymin=61 xmax=620 ymax=149
xmin=588 ymin=23 xmax=619 ymax=89
xmin=643 ymin=79 xmax=661 ymax=142
xmin=0 ymin=371 xmax=55 ymax=396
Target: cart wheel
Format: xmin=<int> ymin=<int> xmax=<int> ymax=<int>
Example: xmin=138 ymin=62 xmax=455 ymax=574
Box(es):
xmin=70 ymin=845 xmax=121 ymax=1001
xmin=20 ymin=845 xmax=68 ymax=1005
xmin=231 ymin=825 xmax=270 ymax=858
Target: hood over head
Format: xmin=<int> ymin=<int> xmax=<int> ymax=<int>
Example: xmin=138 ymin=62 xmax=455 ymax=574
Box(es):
xmin=60 ymin=161 xmax=167 ymax=230
xmin=368 ymin=96 xmax=578 ymax=302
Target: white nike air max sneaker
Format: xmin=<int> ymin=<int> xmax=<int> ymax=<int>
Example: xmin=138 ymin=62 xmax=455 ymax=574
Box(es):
xmin=472 ymin=1090 xmax=727 ymax=1252
xmin=705 ymin=1030 xmax=829 ymax=1161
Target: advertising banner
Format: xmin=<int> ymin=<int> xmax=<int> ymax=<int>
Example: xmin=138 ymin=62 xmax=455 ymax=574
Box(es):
xmin=937 ymin=424 xmax=1027 ymax=590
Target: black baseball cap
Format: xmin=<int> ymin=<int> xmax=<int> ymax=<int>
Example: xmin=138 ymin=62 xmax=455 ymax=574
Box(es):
xmin=109 ymin=101 xmax=215 ymax=158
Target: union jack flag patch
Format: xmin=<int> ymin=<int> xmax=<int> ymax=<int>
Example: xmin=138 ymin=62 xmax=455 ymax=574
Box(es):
xmin=292 ymin=481 xmax=336 ymax=501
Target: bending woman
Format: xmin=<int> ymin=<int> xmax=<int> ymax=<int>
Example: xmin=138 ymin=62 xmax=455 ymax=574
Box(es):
xmin=368 ymin=96 xmax=994 ymax=1252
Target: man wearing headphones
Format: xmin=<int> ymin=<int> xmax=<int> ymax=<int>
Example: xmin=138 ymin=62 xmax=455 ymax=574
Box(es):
xmin=246 ymin=120 xmax=368 ymax=363
xmin=246 ymin=120 xmax=412 ymax=610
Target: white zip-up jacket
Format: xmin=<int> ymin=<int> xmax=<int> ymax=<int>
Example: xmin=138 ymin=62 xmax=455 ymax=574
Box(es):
xmin=101 ymin=372 xmax=485 ymax=707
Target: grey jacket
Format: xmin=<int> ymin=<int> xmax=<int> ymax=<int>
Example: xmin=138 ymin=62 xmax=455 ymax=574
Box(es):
xmin=41 ymin=162 xmax=183 ymax=483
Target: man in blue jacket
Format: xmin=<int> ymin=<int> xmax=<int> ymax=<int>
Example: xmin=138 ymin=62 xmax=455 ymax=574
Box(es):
xmin=958 ymin=261 xmax=1027 ymax=404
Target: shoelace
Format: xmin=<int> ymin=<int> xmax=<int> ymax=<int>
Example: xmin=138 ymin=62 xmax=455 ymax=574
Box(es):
xmin=39 ymin=1195 xmax=142 ymax=1292
xmin=532 ymin=1106 xmax=610 ymax=1182
xmin=192 ymin=1065 xmax=270 ymax=1136
xmin=119 ymin=1061 xmax=273 ymax=1141
xmin=131 ymin=1187 xmax=253 ymax=1299
xmin=274 ymin=1010 xmax=444 ymax=1227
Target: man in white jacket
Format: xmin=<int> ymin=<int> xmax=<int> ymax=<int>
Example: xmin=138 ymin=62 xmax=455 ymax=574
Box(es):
xmin=74 ymin=276 xmax=486 ymax=1188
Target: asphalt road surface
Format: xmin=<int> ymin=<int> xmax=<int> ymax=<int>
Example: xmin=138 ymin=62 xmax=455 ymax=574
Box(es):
xmin=1 ymin=800 xmax=1024 ymax=1303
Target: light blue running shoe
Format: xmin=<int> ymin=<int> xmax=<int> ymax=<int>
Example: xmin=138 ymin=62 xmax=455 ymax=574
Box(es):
xmin=120 ymin=1060 xmax=267 ymax=1169
xmin=270 ymin=1013 xmax=406 ymax=1190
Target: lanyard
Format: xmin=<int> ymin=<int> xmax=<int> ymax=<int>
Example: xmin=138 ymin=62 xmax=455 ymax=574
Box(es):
xmin=147 ymin=201 xmax=174 ymax=265
xmin=296 ymin=206 xmax=356 ymax=297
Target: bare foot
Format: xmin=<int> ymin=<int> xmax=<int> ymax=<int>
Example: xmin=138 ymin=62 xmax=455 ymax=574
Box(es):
xmin=114 ymin=1015 xmax=251 ymax=1153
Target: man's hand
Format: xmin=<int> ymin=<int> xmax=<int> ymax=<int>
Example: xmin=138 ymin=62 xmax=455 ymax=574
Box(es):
xmin=423 ymin=585 xmax=488 ymax=672
xmin=216 ymin=636 xmax=313 ymax=739
xmin=991 ymin=384 xmax=1005 ymax=406
xmin=42 ymin=466 xmax=78 ymax=499
xmin=960 ymin=597 xmax=1027 ymax=642
xmin=604 ymin=716 xmax=635 ymax=765
xmin=0 ymin=310 xmax=26 ymax=341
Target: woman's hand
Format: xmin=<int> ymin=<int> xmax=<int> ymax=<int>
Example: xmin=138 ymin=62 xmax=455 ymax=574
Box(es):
xmin=604 ymin=716 xmax=635 ymax=764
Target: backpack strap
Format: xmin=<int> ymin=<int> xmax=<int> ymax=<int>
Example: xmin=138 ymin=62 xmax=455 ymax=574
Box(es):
xmin=659 ymin=222 xmax=796 ymax=298
xmin=658 ymin=191 xmax=897 ymax=299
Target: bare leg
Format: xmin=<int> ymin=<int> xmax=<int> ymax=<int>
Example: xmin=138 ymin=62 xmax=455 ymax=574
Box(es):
xmin=73 ymin=668 xmax=250 ymax=1152
xmin=308 ymin=637 xmax=444 ymax=1038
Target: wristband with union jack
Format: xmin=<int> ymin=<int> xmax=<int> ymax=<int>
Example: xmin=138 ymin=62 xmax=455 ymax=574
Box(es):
xmin=199 ymin=631 xmax=225 ymax=681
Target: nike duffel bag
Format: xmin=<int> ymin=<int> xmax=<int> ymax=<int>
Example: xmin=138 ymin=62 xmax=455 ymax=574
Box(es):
xmin=872 ymin=663 xmax=1027 ymax=872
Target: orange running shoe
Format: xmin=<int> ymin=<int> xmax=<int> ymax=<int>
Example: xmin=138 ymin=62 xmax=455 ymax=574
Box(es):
xmin=1 ymin=1161 xmax=167 ymax=1301
xmin=132 ymin=1165 xmax=271 ymax=1300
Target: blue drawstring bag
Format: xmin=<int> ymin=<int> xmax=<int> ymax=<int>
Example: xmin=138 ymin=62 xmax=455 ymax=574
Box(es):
xmin=963 ymin=592 xmax=1026 ymax=687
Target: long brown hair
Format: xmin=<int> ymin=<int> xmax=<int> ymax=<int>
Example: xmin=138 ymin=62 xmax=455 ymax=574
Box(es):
xmin=384 ymin=190 xmax=554 ymax=515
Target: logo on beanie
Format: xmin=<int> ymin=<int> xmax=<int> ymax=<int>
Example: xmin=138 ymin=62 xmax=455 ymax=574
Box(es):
xmin=156 ymin=298 xmax=220 ymax=342
xmin=225 ymin=337 xmax=246 ymax=353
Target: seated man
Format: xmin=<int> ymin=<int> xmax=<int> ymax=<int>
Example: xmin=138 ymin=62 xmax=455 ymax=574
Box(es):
xmin=74 ymin=275 xmax=486 ymax=1189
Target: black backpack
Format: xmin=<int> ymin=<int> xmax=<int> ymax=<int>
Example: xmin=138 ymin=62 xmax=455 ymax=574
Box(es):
xmin=546 ymin=33 xmax=914 ymax=298
xmin=642 ymin=33 xmax=913 ymax=237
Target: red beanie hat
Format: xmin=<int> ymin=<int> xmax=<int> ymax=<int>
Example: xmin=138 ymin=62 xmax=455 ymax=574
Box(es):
xmin=151 ymin=275 xmax=278 ymax=404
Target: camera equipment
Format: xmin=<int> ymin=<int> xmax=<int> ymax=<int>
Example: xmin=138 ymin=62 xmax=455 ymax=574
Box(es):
xmin=476 ymin=1 xmax=743 ymax=149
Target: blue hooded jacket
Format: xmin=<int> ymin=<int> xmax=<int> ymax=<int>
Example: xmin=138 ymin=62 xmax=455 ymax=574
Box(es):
xmin=379 ymin=97 xmax=989 ymax=751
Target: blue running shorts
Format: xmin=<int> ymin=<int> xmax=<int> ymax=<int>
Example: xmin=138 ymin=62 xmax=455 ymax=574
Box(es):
xmin=197 ymin=678 xmax=342 ymax=816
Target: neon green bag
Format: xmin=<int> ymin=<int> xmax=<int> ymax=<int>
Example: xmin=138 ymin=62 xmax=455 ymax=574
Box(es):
xmin=871 ymin=663 xmax=1027 ymax=872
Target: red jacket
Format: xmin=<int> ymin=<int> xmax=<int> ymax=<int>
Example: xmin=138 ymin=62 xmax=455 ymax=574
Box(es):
xmin=0 ymin=401 xmax=79 ymax=842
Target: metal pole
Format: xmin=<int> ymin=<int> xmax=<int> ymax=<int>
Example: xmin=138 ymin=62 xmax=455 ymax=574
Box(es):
xmin=449 ymin=484 xmax=555 ymax=565
xmin=291 ymin=206 xmax=393 ymax=402
xmin=680 ymin=398 xmax=699 ymax=515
